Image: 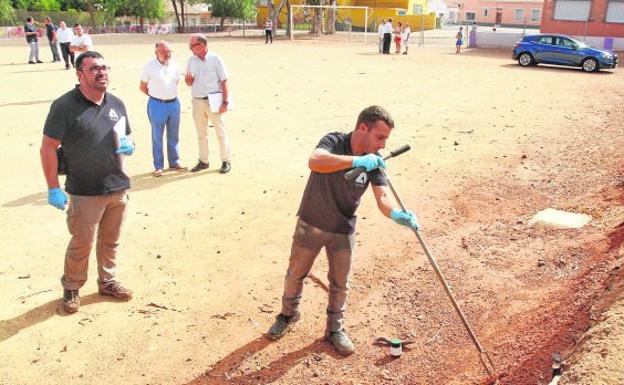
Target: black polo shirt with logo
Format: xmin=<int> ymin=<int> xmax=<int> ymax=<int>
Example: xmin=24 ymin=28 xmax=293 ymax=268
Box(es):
xmin=43 ymin=86 xmax=131 ymax=196
xmin=297 ymin=132 xmax=387 ymax=235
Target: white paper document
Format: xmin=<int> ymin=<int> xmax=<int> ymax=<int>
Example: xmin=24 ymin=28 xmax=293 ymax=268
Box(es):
xmin=113 ymin=116 xmax=127 ymax=139
xmin=207 ymin=92 xmax=233 ymax=113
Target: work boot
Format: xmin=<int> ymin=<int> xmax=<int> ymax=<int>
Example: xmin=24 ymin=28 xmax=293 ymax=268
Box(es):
xmin=267 ymin=313 xmax=300 ymax=340
xmin=62 ymin=289 xmax=80 ymax=313
xmin=326 ymin=330 xmax=355 ymax=356
xmin=98 ymin=281 xmax=133 ymax=300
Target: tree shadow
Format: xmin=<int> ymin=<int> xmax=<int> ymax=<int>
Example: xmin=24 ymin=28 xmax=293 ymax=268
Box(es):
xmin=0 ymin=292 xmax=122 ymax=342
xmin=186 ymin=336 xmax=343 ymax=385
xmin=2 ymin=169 xmax=218 ymax=208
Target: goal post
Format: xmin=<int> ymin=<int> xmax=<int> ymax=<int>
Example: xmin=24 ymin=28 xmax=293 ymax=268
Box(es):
xmin=289 ymin=4 xmax=369 ymax=44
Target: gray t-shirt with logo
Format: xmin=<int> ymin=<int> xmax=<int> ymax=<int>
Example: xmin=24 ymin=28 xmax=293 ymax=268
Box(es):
xmin=297 ymin=132 xmax=386 ymax=235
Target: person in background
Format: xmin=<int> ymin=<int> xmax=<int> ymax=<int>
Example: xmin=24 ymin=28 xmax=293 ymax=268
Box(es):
xmin=264 ymin=17 xmax=273 ymax=44
xmin=455 ymin=26 xmax=464 ymax=53
xmin=382 ymin=18 xmax=393 ymax=54
xmin=402 ymin=23 xmax=411 ymax=55
xmin=377 ymin=19 xmax=386 ymax=53
xmin=394 ymin=21 xmax=403 ymax=54
xmin=70 ymin=24 xmax=94 ymax=58
xmin=57 ymin=21 xmax=75 ymax=70
xmin=139 ymin=41 xmax=185 ymax=177
xmin=24 ymin=16 xmax=42 ymax=64
xmin=44 ymin=17 xmax=61 ymax=62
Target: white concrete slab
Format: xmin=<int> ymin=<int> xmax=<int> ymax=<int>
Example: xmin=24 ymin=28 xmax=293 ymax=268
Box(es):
xmin=528 ymin=208 xmax=592 ymax=229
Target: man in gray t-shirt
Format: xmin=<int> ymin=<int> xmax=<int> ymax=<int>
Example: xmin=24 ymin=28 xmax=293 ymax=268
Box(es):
xmin=267 ymin=105 xmax=421 ymax=356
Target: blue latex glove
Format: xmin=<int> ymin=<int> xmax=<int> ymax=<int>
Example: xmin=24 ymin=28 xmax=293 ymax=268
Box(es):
xmin=390 ymin=208 xmax=420 ymax=230
xmin=48 ymin=187 xmax=68 ymax=210
xmin=116 ymin=137 xmax=135 ymax=156
xmin=352 ymin=154 xmax=386 ymax=172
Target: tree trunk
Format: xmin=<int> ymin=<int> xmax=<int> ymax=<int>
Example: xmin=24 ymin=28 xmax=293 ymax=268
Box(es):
xmin=181 ymin=0 xmax=186 ymax=32
xmin=327 ymin=0 xmax=336 ymax=34
xmin=87 ymin=0 xmax=97 ymax=34
xmin=171 ymin=0 xmax=182 ymax=32
xmin=139 ymin=16 xmax=145 ymax=33
xmin=285 ymin=0 xmax=291 ymax=36
xmin=311 ymin=8 xmax=322 ymax=36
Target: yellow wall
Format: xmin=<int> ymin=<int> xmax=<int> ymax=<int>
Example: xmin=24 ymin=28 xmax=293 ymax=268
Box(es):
xmin=256 ymin=0 xmax=434 ymax=31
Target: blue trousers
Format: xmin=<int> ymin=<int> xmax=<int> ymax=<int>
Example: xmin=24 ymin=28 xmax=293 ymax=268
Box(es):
xmin=147 ymin=97 xmax=181 ymax=170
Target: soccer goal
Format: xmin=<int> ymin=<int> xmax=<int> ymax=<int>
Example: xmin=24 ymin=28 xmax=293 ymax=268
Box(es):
xmin=289 ymin=4 xmax=369 ymax=43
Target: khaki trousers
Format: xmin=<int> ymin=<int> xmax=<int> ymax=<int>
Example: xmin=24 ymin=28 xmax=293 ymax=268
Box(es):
xmin=61 ymin=191 xmax=128 ymax=290
xmin=191 ymin=97 xmax=231 ymax=164
xmin=280 ymin=219 xmax=355 ymax=334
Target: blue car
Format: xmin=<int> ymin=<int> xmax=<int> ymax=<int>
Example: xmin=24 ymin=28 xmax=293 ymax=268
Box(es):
xmin=512 ymin=34 xmax=618 ymax=72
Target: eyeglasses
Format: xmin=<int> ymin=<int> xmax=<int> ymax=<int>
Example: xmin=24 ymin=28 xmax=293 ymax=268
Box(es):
xmin=80 ymin=65 xmax=111 ymax=74
xmin=190 ymin=42 xmax=203 ymax=48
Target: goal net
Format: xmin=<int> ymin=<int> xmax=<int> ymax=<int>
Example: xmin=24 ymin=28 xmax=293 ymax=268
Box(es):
xmin=289 ymin=5 xmax=369 ymax=43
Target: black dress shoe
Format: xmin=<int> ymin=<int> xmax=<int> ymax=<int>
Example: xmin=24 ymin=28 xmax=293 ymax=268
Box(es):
xmin=191 ymin=160 xmax=209 ymax=172
xmin=36 ymin=60 xmax=43 ymax=63
xmin=28 ymin=61 xmax=36 ymax=64
xmin=219 ymin=161 xmax=231 ymax=174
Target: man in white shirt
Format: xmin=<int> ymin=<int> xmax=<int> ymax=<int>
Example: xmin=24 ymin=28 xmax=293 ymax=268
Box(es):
xmin=70 ymin=24 xmax=93 ymax=58
xmin=185 ymin=33 xmax=231 ymax=174
xmin=382 ymin=18 xmax=393 ymax=54
xmin=377 ymin=19 xmax=385 ymax=53
xmin=140 ymin=41 xmax=184 ymax=177
xmin=402 ymin=23 xmax=411 ymax=55
xmin=57 ymin=21 xmax=75 ymax=69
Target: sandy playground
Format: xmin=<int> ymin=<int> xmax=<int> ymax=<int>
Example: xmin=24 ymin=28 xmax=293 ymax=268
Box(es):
xmin=1 ymin=32 xmax=624 ymax=385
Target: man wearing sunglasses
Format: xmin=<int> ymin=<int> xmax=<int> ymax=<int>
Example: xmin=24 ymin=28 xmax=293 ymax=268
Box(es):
xmin=40 ymin=51 xmax=135 ymax=314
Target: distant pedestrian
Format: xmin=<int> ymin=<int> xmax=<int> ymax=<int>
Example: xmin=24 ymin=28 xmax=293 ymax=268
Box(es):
xmin=57 ymin=21 xmax=75 ymax=70
xmin=377 ymin=19 xmax=385 ymax=53
xmin=139 ymin=41 xmax=185 ymax=177
xmin=455 ymin=26 xmax=463 ymax=53
xmin=44 ymin=17 xmax=61 ymax=62
xmin=70 ymin=24 xmax=93 ymax=57
xmin=24 ymin=16 xmax=42 ymax=64
xmin=264 ymin=17 xmax=273 ymax=44
xmin=382 ymin=18 xmax=392 ymax=54
xmin=394 ymin=21 xmax=403 ymax=54
xmin=402 ymin=23 xmax=411 ymax=55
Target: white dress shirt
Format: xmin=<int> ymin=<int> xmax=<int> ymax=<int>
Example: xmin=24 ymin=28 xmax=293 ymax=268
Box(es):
xmin=57 ymin=27 xmax=74 ymax=44
xmin=140 ymin=58 xmax=180 ymax=100
xmin=186 ymin=52 xmax=228 ymax=98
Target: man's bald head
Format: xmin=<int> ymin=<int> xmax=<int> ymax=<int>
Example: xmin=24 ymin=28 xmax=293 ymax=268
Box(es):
xmin=155 ymin=40 xmax=172 ymax=64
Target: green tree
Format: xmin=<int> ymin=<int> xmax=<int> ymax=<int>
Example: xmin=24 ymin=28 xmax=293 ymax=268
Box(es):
xmin=0 ymin=0 xmax=15 ymax=24
xmin=119 ymin=0 xmax=163 ymax=31
xmin=210 ymin=0 xmax=255 ymax=26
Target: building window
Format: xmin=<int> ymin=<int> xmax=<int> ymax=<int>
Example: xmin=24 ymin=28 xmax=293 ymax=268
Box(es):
xmin=466 ymin=11 xmax=476 ymax=21
xmin=514 ymin=8 xmax=524 ymax=20
xmin=553 ymin=0 xmax=591 ymax=21
xmin=606 ymin=1 xmax=624 ymax=23
xmin=531 ymin=9 xmax=541 ymax=21
xmin=483 ymin=8 xmax=489 ymax=17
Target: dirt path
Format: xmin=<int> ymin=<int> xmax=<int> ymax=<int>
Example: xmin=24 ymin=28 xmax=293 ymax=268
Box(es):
xmin=0 ymin=34 xmax=623 ymax=385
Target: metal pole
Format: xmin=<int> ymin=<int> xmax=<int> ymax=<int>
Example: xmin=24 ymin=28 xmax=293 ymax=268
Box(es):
xmin=289 ymin=5 xmax=293 ymax=40
xmin=364 ymin=7 xmax=368 ymax=45
xmin=380 ymin=168 xmax=496 ymax=377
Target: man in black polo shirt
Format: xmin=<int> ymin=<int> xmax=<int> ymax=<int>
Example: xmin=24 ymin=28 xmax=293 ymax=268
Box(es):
xmin=44 ymin=17 xmax=61 ymax=62
xmin=267 ymin=105 xmax=420 ymax=355
xmin=40 ymin=51 xmax=136 ymax=314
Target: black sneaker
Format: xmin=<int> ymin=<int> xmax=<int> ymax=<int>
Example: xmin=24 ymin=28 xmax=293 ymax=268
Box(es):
xmin=191 ymin=160 xmax=209 ymax=172
xmin=267 ymin=313 xmax=301 ymax=340
xmin=219 ymin=161 xmax=231 ymax=174
xmin=62 ymin=289 xmax=80 ymax=313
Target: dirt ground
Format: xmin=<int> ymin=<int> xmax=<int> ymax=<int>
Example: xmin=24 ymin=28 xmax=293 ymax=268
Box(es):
xmin=0 ymin=32 xmax=623 ymax=385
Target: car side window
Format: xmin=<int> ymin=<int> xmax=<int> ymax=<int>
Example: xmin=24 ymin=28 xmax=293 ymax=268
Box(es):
xmin=539 ymin=36 xmax=553 ymax=45
xmin=560 ymin=38 xmax=574 ymax=48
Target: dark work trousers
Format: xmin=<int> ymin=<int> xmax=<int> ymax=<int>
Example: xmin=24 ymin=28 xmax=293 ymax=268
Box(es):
xmin=382 ymin=33 xmax=391 ymax=54
xmin=265 ymin=29 xmax=273 ymax=44
xmin=60 ymin=42 xmax=74 ymax=68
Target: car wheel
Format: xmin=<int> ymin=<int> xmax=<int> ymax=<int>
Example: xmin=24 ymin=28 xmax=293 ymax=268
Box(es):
xmin=581 ymin=58 xmax=598 ymax=72
xmin=518 ymin=52 xmax=533 ymax=67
